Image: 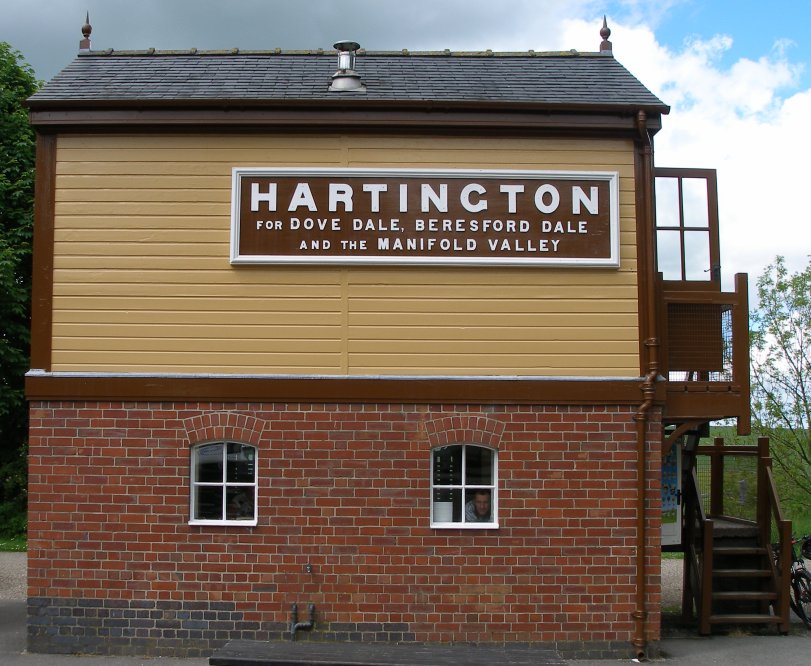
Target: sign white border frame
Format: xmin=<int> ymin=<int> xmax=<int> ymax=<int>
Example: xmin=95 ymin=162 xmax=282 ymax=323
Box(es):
xmin=230 ymin=167 xmax=621 ymax=268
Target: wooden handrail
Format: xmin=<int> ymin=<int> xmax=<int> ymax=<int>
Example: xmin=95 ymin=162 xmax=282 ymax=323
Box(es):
xmin=757 ymin=437 xmax=791 ymax=632
xmin=684 ymin=436 xmax=791 ymax=632
xmin=682 ymin=464 xmax=713 ymax=631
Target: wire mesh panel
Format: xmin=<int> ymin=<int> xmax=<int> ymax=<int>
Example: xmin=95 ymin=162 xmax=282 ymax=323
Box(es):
xmin=667 ymin=302 xmax=733 ymax=382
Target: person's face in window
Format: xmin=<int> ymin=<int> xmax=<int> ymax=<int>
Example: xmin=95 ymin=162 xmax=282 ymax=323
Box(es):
xmin=472 ymin=491 xmax=490 ymax=519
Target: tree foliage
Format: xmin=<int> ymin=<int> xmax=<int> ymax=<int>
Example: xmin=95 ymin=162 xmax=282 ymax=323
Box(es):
xmin=0 ymin=42 xmax=38 ymax=536
xmin=750 ymin=255 xmax=811 ymax=513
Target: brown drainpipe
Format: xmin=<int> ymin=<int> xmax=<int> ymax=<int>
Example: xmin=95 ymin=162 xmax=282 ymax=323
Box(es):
xmin=631 ymin=110 xmax=660 ymax=659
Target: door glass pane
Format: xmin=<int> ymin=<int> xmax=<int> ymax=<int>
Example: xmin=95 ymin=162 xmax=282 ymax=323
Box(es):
xmin=684 ymin=230 xmax=711 ymax=280
xmin=194 ymin=486 xmax=223 ymax=520
xmin=655 ymin=177 xmax=680 ymax=228
xmin=656 ymin=230 xmax=682 ymax=280
xmin=195 ymin=444 xmax=223 ymax=482
xmin=682 ymin=178 xmax=709 ymax=228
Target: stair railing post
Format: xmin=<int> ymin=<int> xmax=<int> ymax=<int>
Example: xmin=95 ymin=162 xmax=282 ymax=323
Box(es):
xmin=710 ymin=437 xmax=724 ymax=516
xmin=756 ymin=437 xmax=771 ymax=546
xmin=700 ymin=518 xmax=714 ymax=635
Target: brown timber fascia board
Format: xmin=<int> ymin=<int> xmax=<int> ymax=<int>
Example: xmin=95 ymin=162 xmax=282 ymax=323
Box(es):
xmin=27 ymin=108 xmax=662 ymax=135
xmin=25 ymin=373 xmax=665 ymax=406
xmin=30 ymin=133 xmax=56 ymax=372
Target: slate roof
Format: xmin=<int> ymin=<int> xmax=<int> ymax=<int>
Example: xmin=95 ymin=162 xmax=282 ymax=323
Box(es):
xmin=28 ymin=49 xmax=669 ymax=113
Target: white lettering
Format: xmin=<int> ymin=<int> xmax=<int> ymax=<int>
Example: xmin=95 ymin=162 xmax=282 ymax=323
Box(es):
xmin=288 ymin=183 xmax=317 ymax=212
xmin=250 ymin=182 xmax=277 ymax=212
xmin=328 ymin=183 xmax=353 ymax=212
xmin=534 ymin=184 xmax=560 ymax=214
xmin=421 ymin=183 xmax=448 ymax=212
xmin=363 ymin=184 xmax=388 ymax=212
xmin=573 ymin=186 xmax=598 ymax=215
xmin=499 ymin=184 xmax=524 ymax=213
xmin=290 ymin=217 xmax=341 ymax=231
xmin=460 ymin=183 xmax=487 ymax=213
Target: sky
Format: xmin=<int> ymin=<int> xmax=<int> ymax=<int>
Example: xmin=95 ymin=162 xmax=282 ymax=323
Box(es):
xmin=2 ymin=0 xmax=809 ymax=295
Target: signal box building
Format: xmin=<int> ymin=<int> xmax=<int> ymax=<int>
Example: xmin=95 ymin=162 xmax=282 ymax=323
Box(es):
xmin=25 ymin=19 xmax=753 ymax=661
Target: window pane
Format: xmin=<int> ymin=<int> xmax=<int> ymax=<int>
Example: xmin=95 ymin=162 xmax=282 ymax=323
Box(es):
xmin=226 ymin=442 xmax=255 ymax=483
xmin=194 ymin=486 xmax=223 ymax=520
xmin=681 ymin=178 xmax=709 ymax=228
xmin=432 ymin=488 xmax=462 ymax=522
xmin=465 ymin=446 xmax=493 ymax=485
xmin=657 ymin=229 xmax=682 ymax=280
xmin=433 ymin=446 xmax=462 ymax=485
xmin=195 ymin=443 xmax=223 ymax=482
xmin=226 ymin=487 xmax=255 ymax=520
xmin=655 ymin=177 xmax=680 ymax=228
xmin=684 ymin=230 xmax=711 ymax=280
xmin=464 ymin=489 xmax=493 ymax=523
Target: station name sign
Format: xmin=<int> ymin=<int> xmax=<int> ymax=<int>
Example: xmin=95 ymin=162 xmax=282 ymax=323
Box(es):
xmin=230 ymin=168 xmax=620 ymax=267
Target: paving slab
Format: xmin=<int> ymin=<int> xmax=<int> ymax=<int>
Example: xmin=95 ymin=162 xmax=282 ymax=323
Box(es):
xmin=210 ymin=640 xmax=565 ymax=666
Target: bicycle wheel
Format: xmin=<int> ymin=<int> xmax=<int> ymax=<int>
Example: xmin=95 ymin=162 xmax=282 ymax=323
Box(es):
xmin=791 ymin=569 xmax=811 ymax=629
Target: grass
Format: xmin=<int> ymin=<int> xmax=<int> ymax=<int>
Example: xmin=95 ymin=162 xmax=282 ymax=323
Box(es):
xmin=0 ymin=535 xmax=26 ymax=552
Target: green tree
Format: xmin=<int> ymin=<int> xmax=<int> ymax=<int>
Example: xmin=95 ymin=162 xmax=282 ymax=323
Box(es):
xmin=750 ymin=256 xmax=811 ymax=514
xmin=0 ymin=42 xmax=38 ymax=537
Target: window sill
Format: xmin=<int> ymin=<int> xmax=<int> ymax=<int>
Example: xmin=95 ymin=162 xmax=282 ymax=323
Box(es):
xmin=189 ymin=519 xmax=258 ymax=527
xmin=431 ymin=522 xmax=499 ymax=529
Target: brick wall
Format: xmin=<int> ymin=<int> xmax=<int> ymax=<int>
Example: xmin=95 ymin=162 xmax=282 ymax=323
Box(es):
xmin=27 ymin=400 xmax=662 ymax=657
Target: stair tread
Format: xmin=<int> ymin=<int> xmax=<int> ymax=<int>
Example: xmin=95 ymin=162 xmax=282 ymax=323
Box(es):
xmin=712 ymin=591 xmax=777 ymax=600
xmin=708 ymin=614 xmax=783 ymax=624
xmin=713 ymin=568 xmax=771 ymax=577
xmin=713 ymin=546 xmax=767 ymax=554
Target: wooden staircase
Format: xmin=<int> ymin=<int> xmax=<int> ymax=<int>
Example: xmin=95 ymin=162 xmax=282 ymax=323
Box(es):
xmin=679 ymin=437 xmax=792 ymax=635
xmin=705 ymin=519 xmax=781 ymax=630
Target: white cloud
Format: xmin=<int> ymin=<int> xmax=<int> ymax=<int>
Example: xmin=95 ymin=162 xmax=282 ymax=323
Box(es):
xmin=555 ymin=18 xmax=811 ymax=292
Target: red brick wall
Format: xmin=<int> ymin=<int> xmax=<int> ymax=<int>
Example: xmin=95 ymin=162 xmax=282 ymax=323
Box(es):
xmin=27 ymin=401 xmax=662 ymax=656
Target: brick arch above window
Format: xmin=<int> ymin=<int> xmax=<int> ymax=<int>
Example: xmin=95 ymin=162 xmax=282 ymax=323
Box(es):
xmin=424 ymin=415 xmax=505 ymax=449
xmin=182 ymin=411 xmax=266 ymax=447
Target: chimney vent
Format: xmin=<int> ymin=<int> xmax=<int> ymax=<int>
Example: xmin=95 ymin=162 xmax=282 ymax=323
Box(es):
xmin=330 ymin=40 xmax=365 ymax=92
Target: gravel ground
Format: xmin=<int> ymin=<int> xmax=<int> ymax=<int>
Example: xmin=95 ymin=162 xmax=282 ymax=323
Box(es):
xmin=661 ymin=557 xmax=683 ymax=608
xmin=0 ymin=553 xmax=25 ymax=601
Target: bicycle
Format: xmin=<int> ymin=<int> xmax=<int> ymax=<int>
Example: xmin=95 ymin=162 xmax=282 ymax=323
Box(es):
xmin=773 ymin=534 xmax=811 ymax=629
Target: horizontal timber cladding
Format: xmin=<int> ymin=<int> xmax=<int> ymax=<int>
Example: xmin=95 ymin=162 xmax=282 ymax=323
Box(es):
xmin=50 ymin=133 xmax=640 ymax=376
xmin=27 ymin=401 xmax=663 ymax=657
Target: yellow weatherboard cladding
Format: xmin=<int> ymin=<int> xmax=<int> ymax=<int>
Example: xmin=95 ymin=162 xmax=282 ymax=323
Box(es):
xmin=51 ymin=133 xmax=640 ymax=376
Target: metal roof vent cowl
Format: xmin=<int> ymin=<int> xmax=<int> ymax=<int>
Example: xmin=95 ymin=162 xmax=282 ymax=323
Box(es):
xmin=329 ymin=40 xmax=366 ymax=92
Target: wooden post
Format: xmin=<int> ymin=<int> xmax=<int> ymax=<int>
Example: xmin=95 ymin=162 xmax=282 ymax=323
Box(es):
xmin=757 ymin=437 xmax=770 ymax=545
xmin=710 ymin=437 xmax=724 ymax=516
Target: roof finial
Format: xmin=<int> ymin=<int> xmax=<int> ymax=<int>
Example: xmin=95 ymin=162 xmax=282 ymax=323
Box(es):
xmin=80 ymin=12 xmax=92 ymax=51
xmin=599 ymin=15 xmax=613 ymax=55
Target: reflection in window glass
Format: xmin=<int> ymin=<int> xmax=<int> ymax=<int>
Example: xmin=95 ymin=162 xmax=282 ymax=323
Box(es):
xmin=191 ymin=442 xmax=257 ymax=524
xmin=684 ymin=230 xmax=711 ymax=280
xmin=682 ymin=178 xmax=709 ymax=228
xmin=656 ymin=230 xmax=682 ymax=281
xmin=431 ymin=444 xmax=497 ymax=527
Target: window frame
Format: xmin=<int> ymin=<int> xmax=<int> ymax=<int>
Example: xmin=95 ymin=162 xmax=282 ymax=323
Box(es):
xmin=189 ymin=441 xmax=258 ymax=527
xmin=653 ymin=167 xmax=721 ymax=285
xmin=430 ymin=443 xmax=498 ymax=529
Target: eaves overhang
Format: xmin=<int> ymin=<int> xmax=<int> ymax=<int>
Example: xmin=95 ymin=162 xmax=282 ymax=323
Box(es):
xmin=27 ymin=98 xmax=665 ymax=135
